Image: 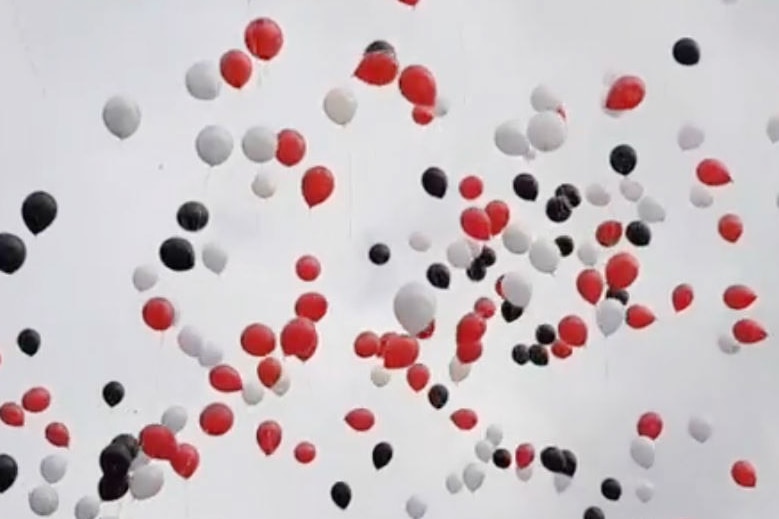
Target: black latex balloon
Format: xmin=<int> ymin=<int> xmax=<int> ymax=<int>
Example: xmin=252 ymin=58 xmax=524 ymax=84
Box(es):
xmin=426 ymin=263 xmax=450 ymax=289
xmin=540 ymin=446 xmax=565 ymax=473
xmin=625 ymin=221 xmax=651 ymax=246
xmin=583 ymin=506 xmax=605 ymax=519
xmin=365 ymin=40 xmax=395 ymax=56
xmin=492 ymin=448 xmax=512 ymax=469
xmin=554 ymin=183 xmax=581 ymax=208
xmin=176 ymin=201 xmax=209 ymax=232
xmin=421 ymin=167 xmax=448 ymax=198
xmin=0 ymin=454 xmax=18 ymax=493
xmin=111 ymin=434 xmax=140 ymax=459
xmin=17 ymin=328 xmax=40 ymax=357
xmin=102 ymin=381 xmax=125 ymax=408
xmin=511 ymin=344 xmax=529 ymax=365
xmin=672 ymin=37 xmax=700 ymax=66
xmin=159 ymin=237 xmax=195 ymax=272
xmin=601 ymin=478 xmax=622 ymax=501
xmin=465 ymin=261 xmax=487 ymax=282
xmin=501 ymin=300 xmax=523 ymax=323
xmin=609 ymin=144 xmax=637 ymax=175
xmin=477 ymin=246 xmax=496 ymax=267
xmin=545 ymin=196 xmax=572 ymax=223
xmin=21 ymin=191 xmax=58 ymax=235
xmin=561 ymin=449 xmax=578 ymax=477
xmin=605 ymin=287 xmax=629 ymax=305
xmin=427 ymin=383 xmax=449 ymax=409
xmin=368 ymin=243 xmax=391 ymax=265
xmin=528 ymin=344 xmax=549 ymax=366
xmin=555 ymin=235 xmax=574 ymax=257
xmin=512 ymin=173 xmax=538 ymax=201
xmin=0 ymin=232 xmax=26 ymax=274
xmin=535 ymin=324 xmax=556 ymax=345
xmin=371 ymin=442 xmax=393 ymax=470
xmin=330 ymin=481 xmax=352 ymax=509
xmin=98 ymin=474 xmax=129 ymax=502
xmin=99 ymin=443 xmax=132 ymax=478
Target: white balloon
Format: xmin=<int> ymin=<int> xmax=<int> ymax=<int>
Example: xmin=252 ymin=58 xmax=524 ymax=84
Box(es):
xmin=195 ymin=125 xmax=233 ymax=167
xmin=446 ymin=239 xmax=475 ymax=268
xmin=526 ymin=111 xmax=567 ymax=152
xmin=177 ymin=325 xmax=204 ymax=358
xmin=448 ymin=357 xmax=470 ymax=384
xmin=185 ymin=61 xmax=221 ymax=101
xmin=102 ymin=96 xmax=141 ymax=140
xmin=242 ymin=380 xmax=265 ymax=405
xmin=484 ymin=424 xmax=503 ymax=447
xmin=323 ymin=87 xmax=358 ymax=126
xmin=40 ymin=454 xmax=67 ymax=484
xmin=576 ymin=240 xmax=600 ymax=267
xmin=619 ymin=178 xmax=644 ymax=202
xmin=462 ymin=462 xmax=485 ymax=492
xmin=202 ymin=243 xmax=228 ymax=274
xmin=474 ymin=440 xmax=494 ymax=463
xmin=161 ymin=405 xmax=187 ymax=433
xmin=445 ymin=473 xmax=463 ymax=494
xmin=689 ymin=184 xmax=713 ymax=208
xmin=74 ymin=495 xmax=100 ymax=519
xmin=129 ymin=452 xmax=150 ymax=471
xmin=405 ymin=495 xmax=427 ymax=519
xmin=529 ymin=84 xmax=561 ymax=112
xmin=242 ymin=126 xmax=277 ymax=163
xmin=197 ymin=341 xmax=223 ymax=367
xmin=465 ymin=239 xmax=483 ymax=258
xmin=502 ymin=223 xmax=532 ymax=254
xmin=408 ymin=231 xmax=432 ymax=252
xmin=370 ymin=365 xmax=391 ymax=387
xmin=629 ymin=436 xmax=655 ymax=469
xmin=129 ymin=464 xmax=164 ymax=500
xmin=494 ymin=119 xmax=530 ymax=157
xmin=585 ymin=183 xmax=611 ymax=206
xmin=272 ymin=372 xmax=291 ymax=396
xmin=251 ymin=171 xmax=277 ymax=199
xmin=767 ymin=115 xmax=779 ymax=143
xmin=637 ymin=196 xmax=666 ymax=223
xmin=687 ymin=415 xmax=713 ymax=443
xmin=393 ymin=282 xmax=437 ymax=335
xmin=528 ymin=238 xmax=560 ymax=274
xmin=501 ymin=271 xmax=533 ymax=307
xmin=677 ymin=123 xmax=705 ymax=151
xmin=131 ymin=265 xmax=158 ymax=292
xmin=515 ymin=466 xmax=533 ymax=482
xmin=596 ymin=299 xmax=624 ymax=336
xmin=553 ymin=473 xmax=572 ymax=493
xmin=433 ymin=96 xmax=450 ymax=117
xmin=717 ymin=333 xmax=740 ymax=355
xmin=29 ymin=485 xmax=59 ymax=516
xmin=635 ymin=480 xmax=655 ymax=503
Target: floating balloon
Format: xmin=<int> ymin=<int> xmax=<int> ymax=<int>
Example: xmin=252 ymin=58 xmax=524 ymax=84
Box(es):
xmin=102 ymin=96 xmax=141 ymax=139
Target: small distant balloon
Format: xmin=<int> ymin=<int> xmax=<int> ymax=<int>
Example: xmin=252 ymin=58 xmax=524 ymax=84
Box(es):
xmin=102 ymin=96 xmax=141 ymax=139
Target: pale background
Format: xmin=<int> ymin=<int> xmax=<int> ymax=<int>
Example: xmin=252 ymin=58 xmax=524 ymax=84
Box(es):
xmin=0 ymin=0 xmax=778 ymax=517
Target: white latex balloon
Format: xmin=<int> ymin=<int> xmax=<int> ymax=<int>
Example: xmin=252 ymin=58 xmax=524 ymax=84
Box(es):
xmin=129 ymin=452 xmax=150 ymax=471
xmin=462 ymin=462 xmax=485 ymax=492
xmin=502 ymin=223 xmax=532 ymax=254
xmin=767 ymin=115 xmax=779 ymax=143
xmin=129 ymin=464 xmax=164 ymax=500
xmin=637 ymin=196 xmax=666 ymax=223
xmin=272 ymin=372 xmax=291 ymax=396
xmin=197 ymin=341 xmax=223 ymax=367
xmin=445 ymin=473 xmax=463 ymax=494
xmin=501 ymin=271 xmax=533 ymax=307
xmin=689 ymin=184 xmax=713 ymax=208
xmin=195 ymin=125 xmax=233 ymax=167
xmin=161 ymin=405 xmax=187 ymax=433
xmin=515 ymin=466 xmax=533 ymax=482
xmin=677 ymin=123 xmax=705 ymax=150
xmin=449 ymin=357 xmax=470 ymax=384
xmin=446 ymin=239 xmax=474 ymax=269
xmin=370 ymin=365 xmax=391 ymax=387
xmin=242 ymin=126 xmax=277 ymax=163
xmin=408 ymin=231 xmax=432 ymax=252
xmin=687 ymin=415 xmax=713 ymax=443
xmin=585 ymin=183 xmax=611 ymax=206
xmin=323 ymin=87 xmax=358 ymax=126
xmin=102 ymin=96 xmax=141 ymax=139
xmin=619 ymin=178 xmax=644 ymax=202
xmin=474 ymin=440 xmax=494 ymax=463
xmin=40 ymin=454 xmax=67 ymax=484
xmin=596 ymin=299 xmax=624 ymax=336
xmin=526 ymin=111 xmax=567 ymax=152
xmin=635 ymin=480 xmax=655 ymax=503
xmin=553 ymin=473 xmax=572 ymax=493
xmin=185 ymin=61 xmax=221 ymax=101
xmin=529 ymin=238 xmax=560 ymax=274
xmin=484 ymin=424 xmax=503 ymax=447
xmin=202 ymin=243 xmax=228 ymax=274
xmin=393 ymin=282 xmax=437 ymax=335
xmin=433 ymin=96 xmax=450 ymax=117
xmin=717 ymin=333 xmax=740 ymax=355
xmin=530 ymin=84 xmax=561 ymax=112
xmin=494 ymin=120 xmax=530 ymax=156
xmin=74 ymin=496 xmax=100 ymax=519
xmin=405 ymin=495 xmax=427 ymax=519
xmin=251 ymin=171 xmax=277 ymax=199
xmin=131 ymin=265 xmax=158 ymax=292
xmin=242 ymin=380 xmax=265 ymax=405
xmin=629 ymin=436 xmax=655 ymax=469
xmin=29 ymin=485 xmax=59 ymax=516
xmin=577 ymin=240 xmax=600 ymax=267
xmin=465 ymin=239 xmax=483 ymax=258
xmin=177 ymin=325 xmax=204 ymax=358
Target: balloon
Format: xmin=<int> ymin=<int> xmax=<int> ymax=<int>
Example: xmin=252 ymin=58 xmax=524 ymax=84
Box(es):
xmin=202 ymin=243 xmax=228 ymax=274
xmin=45 ymin=422 xmax=70 ymax=448
xmin=161 ymin=405 xmax=188 ymax=433
xmin=370 ymin=365 xmax=391 ymax=387
xmin=242 ymin=126 xmax=277 ymax=163
xmin=345 ymin=408 xmax=375 ymax=431
xmin=421 ymin=167 xmax=448 ymax=198
xmin=731 ymin=460 xmax=757 ymax=487
xmin=494 ymin=120 xmax=530 ymax=156
xmin=601 ymin=477 xmax=622 ymax=500
xmin=185 ymin=60 xmax=221 ymax=100
xmin=251 ymin=171 xmax=277 ymax=199
xmin=718 ymin=213 xmax=743 ymax=243
xmin=462 ymin=462 xmax=485 ymax=492
xmin=585 ymin=183 xmax=610 ymax=206
xmin=256 ymin=420 xmax=283 ymax=455
xmin=28 ymin=485 xmax=59 ymax=516
xmin=513 ymin=173 xmax=539 ymax=201
xmin=619 ymin=178 xmax=644 ymax=202
xmin=142 ymin=297 xmax=175 ymax=331
xmin=605 ymin=75 xmax=645 ymax=111
xmin=244 ymin=18 xmax=284 ymax=60
xmin=677 ymin=122 xmax=705 ymax=150
xmin=526 ymin=111 xmax=567 ymax=151
xmin=502 ymin=223 xmax=532 ymax=254
xmin=0 ymin=454 xmax=18 ymax=493
xmin=219 ymin=49 xmax=253 ymax=88
xmin=445 ymin=473 xmax=463 ymax=493
xmin=39 ymin=454 xmax=67 ymax=484
xmin=732 ymin=318 xmax=767 ymax=344
xmin=195 ymin=125 xmax=233 ymax=167
xmin=629 ymin=437 xmax=655 ymax=469
xmin=140 ymin=424 xmax=177 ymax=460
xmin=21 ymin=191 xmax=57 ymax=235
xmin=355 ymin=45 xmax=398 ymax=86
xmin=330 ymin=481 xmax=352 ymax=509
xmin=97 ymin=475 xmax=128 ymax=501
xmin=159 ymin=237 xmax=195 ymax=271
xmin=637 ymin=412 xmax=663 ymax=439
xmin=177 ymin=325 xmax=203 ymax=357
xmin=723 ymin=284 xmax=756 ymax=310
xmin=176 ymin=201 xmax=209 ymax=232
xmin=293 ymin=442 xmax=316 ymax=464
xmin=22 ymin=386 xmax=50 ymax=413
xmin=276 ymin=128 xmax=306 ymax=166
xmin=528 ymin=237 xmax=560 ymax=274
xmin=241 ymin=381 xmax=265 ymax=405
xmin=399 ymin=65 xmax=436 ymax=106
xmin=171 ymin=443 xmax=199 ymax=478
xmin=132 ymin=265 xmax=158 ymax=292
xmin=129 ymin=464 xmax=164 ymax=500
xmin=717 ymin=333 xmax=741 ymax=355
xmin=530 ymin=84 xmax=562 ymax=112
xmin=767 ymin=115 xmax=779 ymax=143
xmin=372 ymin=441 xmax=393 ymax=470
xmin=199 ymin=403 xmax=234 ymax=435
xmin=102 ymin=96 xmax=141 ymax=139
xmin=323 ymin=87 xmax=358 ymax=125
xmin=688 ymin=415 xmax=713 ymax=443
xmin=449 ymin=357 xmax=471 ymax=382
xmin=689 ymin=184 xmax=713 ymax=208
xmin=501 ymin=271 xmax=533 ymax=307
xmin=596 ymin=299 xmax=624 ymax=336
xmin=696 ymin=158 xmax=732 ymax=186
xmin=408 ymin=231 xmax=432 ymax=252
xmin=301 ymin=166 xmax=335 ymax=207
xmin=474 ymin=440 xmax=493 ymax=462
xmin=405 ymin=495 xmax=427 ymax=519
xmin=393 ymin=282 xmax=436 ymax=335
xmin=0 ymin=232 xmax=26 ymax=274
xmin=635 ymin=480 xmax=655 ymax=502
xmin=74 ymin=496 xmax=100 ymax=519
xmin=102 ymin=381 xmax=124 ymax=407
xmin=636 ymin=196 xmax=666 ymax=223
xmin=577 ymin=269 xmax=604 ymax=305
xmin=672 ymin=37 xmax=700 ymax=65
xmin=605 ymin=252 xmax=639 ymax=289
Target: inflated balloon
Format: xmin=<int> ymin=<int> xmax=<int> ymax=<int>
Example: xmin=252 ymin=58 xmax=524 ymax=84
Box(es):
xmin=678 ymin=122 xmax=705 ymax=150
xmin=718 ymin=213 xmax=743 ymax=243
xmin=688 ymin=415 xmax=713 ymax=443
xmin=45 ymin=422 xmax=70 ymax=448
xmin=474 ymin=440 xmax=493 ymax=462
xmin=513 ymin=173 xmax=539 ymax=201
xmin=372 ymin=441 xmax=393 ymax=469
xmin=251 ymin=171 xmax=277 ymax=199
xmin=202 ymin=243 xmax=228 ymax=274
xmin=323 ymin=87 xmax=358 ymax=125
xmin=276 ymin=128 xmax=307 ymax=166
xmin=408 ymin=231 xmax=431 ymax=252
xmin=199 ymin=403 xmax=234 ymax=435
xmin=495 ymin=120 xmax=530 ymax=156
xmin=244 ymin=18 xmax=284 ymax=60
xmin=176 ymin=201 xmax=209 ymax=232
xmin=605 ymin=75 xmax=646 ymax=111
xmin=21 ymin=191 xmax=57 ymax=235
xmin=171 ymin=443 xmax=200 ymax=478
xmin=767 ymin=115 xmax=779 ymax=143
xmin=527 ymin=111 xmax=567 ymax=151
xmin=355 ymin=43 xmax=398 ymax=86
xmin=596 ymin=299 xmax=624 ymax=336
xmin=0 ymin=232 xmax=26 ymax=274
xmin=102 ymin=96 xmax=141 ymax=139
xmin=637 ymin=196 xmax=666 ymax=223
xmin=584 ymin=183 xmax=610 ymax=206
xmin=462 ymin=462 xmax=485 ymax=492
xmin=399 ymin=65 xmax=436 ymax=106
xmin=502 ymin=223 xmax=532 ymax=254
xmin=555 ymin=183 xmax=581 ymax=207
xmin=74 ymin=495 xmax=100 ymax=519
xmin=242 ymin=126 xmax=277 ymax=163
xmin=195 ymin=125 xmax=233 ymax=167
xmin=394 ymin=282 xmax=436 ymax=335
xmin=619 ymin=178 xmax=644 ymax=201
xmin=445 ymin=473 xmax=463 ymax=494
xmin=17 ymin=328 xmax=40 ymax=356
xmin=629 ymin=436 xmax=655 ymax=469
xmin=610 ymin=144 xmax=637 ymax=175
xmin=159 ymin=237 xmax=195 ymax=271
xmin=132 ymin=265 xmax=158 ymax=292
xmin=689 ymin=184 xmax=713 ymax=208
xmin=421 ymin=167 xmax=448 ymax=198
xmin=405 ymin=495 xmax=427 ymax=519
xmin=601 ymin=477 xmax=622 ymax=500
xmin=129 ymin=464 xmax=164 ymax=500
xmin=220 ymin=49 xmax=253 ymax=88
xmin=731 ymin=460 xmax=756 ymax=487
xmin=528 ymin=237 xmax=560 ymax=274
xmin=302 ymin=166 xmax=335 ymax=207
xmin=545 ymin=196 xmax=572 ymax=223
xmin=635 ymin=480 xmax=655 ymax=502
xmin=625 ymin=221 xmax=652 ymax=246
xmin=161 ymin=405 xmax=188 ymax=433
xmin=672 ymin=37 xmax=700 ymax=66
xmin=0 ymin=454 xmax=18 ymax=493
xmin=102 ymin=381 xmax=124 ymax=407
xmin=501 ymin=271 xmax=532 ymax=307
xmin=427 ymin=383 xmax=449 ymax=409
xmin=241 ymin=381 xmax=265 ymax=405
xmin=696 ymin=158 xmax=732 ymax=186
xmin=29 ymin=484 xmax=59 ymax=516
xmin=637 ymin=411 xmax=663 ymax=439
xmin=185 ymin=60 xmax=221 ymax=101
xmin=330 ymin=481 xmax=352 ymax=509
xmin=530 ymin=84 xmax=562 ymax=112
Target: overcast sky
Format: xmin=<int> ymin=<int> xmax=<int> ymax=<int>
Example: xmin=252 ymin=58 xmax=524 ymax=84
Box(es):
xmin=0 ymin=0 xmax=778 ymax=517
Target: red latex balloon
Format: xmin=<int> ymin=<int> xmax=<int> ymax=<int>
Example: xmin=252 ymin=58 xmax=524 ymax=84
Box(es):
xmin=139 ymin=424 xmax=177 ymax=459
xmin=576 ymin=268 xmax=604 ymax=305
xmin=45 ymin=422 xmax=70 ymax=448
xmin=626 ymin=304 xmax=656 ymax=329
xmin=382 ymin=334 xmax=419 ymax=369
xmin=605 ymin=252 xmax=639 ymax=290
xmin=345 ymin=408 xmax=375 ymax=432
xmin=301 ymin=166 xmax=335 ymax=208
xmin=732 ymin=319 xmax=767 ymax=344
xmin=241 ymin=323 xmax=276 ymax=357
xmin=276 ymin=129 xmax=306 ymax=167
xmin=459 ymin=176 xmax=483 ymax=200
xmin=295 ymin=292 xmax=328 ymax=322
xmin=199 ymin=403 xmax=234 ymax=436
xmin=494 ymin=275 xmax=505 ymax=298
xmin=209 ymin=365 xmax=242 ymax=392
xmin=21 ymin=386 xmax=51 ymax=413
xmin=636 ymin=412 xmax=663 ymax=439
xmin=295 ymin=255 xmax=321 ymax=282
xmin=378 ymin=332 xmax=397 ymax=357
xmin=294 ymin=441 xmax=316 ymax=464
xmin=718 ymin=213 xmax=743 ymax=243
xmin=456 ymin=340 xmax=483 ymax=364
xmin=723 ymin=285 xmax=757 ymax=310
xmin=256 ymin=420 xmax=283 ymax=455
xmin=456 ymin=313 xmax=486 ymax=344
xmin=460 ymin=207 xmax=491 ymax=240
xmin=0 ymin=402 xmax=24 ymax=426
xmin=696 ymin=159 xmax=732 ymax=186
xmin=474 ymin=297 xmax=496 ymax=319
xmin=605 ymin=75 xmax=645 ymax=111
xmin=406 ymin=363 xmax=430 ymax=392
xmin=515 ymin=443 xmax=535 ymax=468
xmin=142 ymin=297 xmax=175 ymax=331
xmin=399 ymin=65 xmax=436 ymax=106
xmin=257 ymin=357 xmax=283 ymax=388
xmin=595 ymin=220 xmax=623 ymax=247
xmin=219 ymin=49 xmax=253 ymax=89
xmin=558 ymin=315 xmax=588 ymax=346
xmin=354 ymin=52 xmax=399 ymax=86
xmin=412 ymin=105 xmax=434 ymax=125
xmin=450 ymin=408 xmax=478 ymax=430
xmin=398 ymin=0 xmax=420 ymax=5
xmin=280 ymin=317 xmax=318 ymax=357
xmin=244 ymin=18 xmax=283 ymax=61
xmin=551 ymin=341 xmax=573 ymax=359
xmin=485 ymin=200 xmax=510 ymax=235
xmin=353 ymin=331 xmax=380 ymax=358
xmin=171 ymin=443 xmax=199 ymax=479
xmin=671 ymin=284 xmax=694 ymax=312
xmin=416 ymin=320 xmax=435 ymax=339
xmin=731 ymin=460 xmax=757 ymax=488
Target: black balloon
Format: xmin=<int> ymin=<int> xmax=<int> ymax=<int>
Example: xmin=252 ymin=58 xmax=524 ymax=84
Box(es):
xmin=511 ymin=344 xmax=529 ymax=365
xmin=465 ymin=261 xmax=487 ymax=282
xmin=368 ymin=243 xmax=391 ymax=265
xmin=625 ymin=220 xmax=651 ymax=246
xmin=98 ymin=474 xmax=129 ymax=502
xmin=427 ymin=383 xmax=449 ymax=409
xmin=17 ymin=328 xmax=40 ymax=357
xmin=561 ymin=449 xmax=577 ymax=477
xmin=0 ymin=232 xmax=26 ymax=274
xmin=477 ymin=246 xmax=496 ymax=267
xmin=500 ymin=300 xmax=523 ymax=323
xmin=555 ymin=235 xmax=574 ymax=257
xmin=609 ymin=144 xmax=637 ymax=175
xmin=330 ymin=481 xmax=352 ymax=509
xmin=99 ymin=443 xmax=133 ymax=478
xmin=583 ymin=506 xmax=605 ymax=519
xmin=0 ymin=454 xmax=18 ymax=493
xmin=545 ymin=196 xmax=572 ymax=223
xmin=111 ymin=434 xmax=140 ymax=459
xmin=492 ymin=448 xmax=512 ymax=469
xmin=365 ymin=40 xmax=395 ymax=56
xmin=426 ymin=263 xmax=450 ymax=289
xmin=421 ymin=167 xmax=448 ymax=198
xmin=371 ymin=441 xmax=393 ymax=470
xmin=176 ymin=201 xmax=209 ymax=232
xmin=535 ymin=324 xmax=556 ymax=345
xmin=601 ymin=477 xmax=622 ymax=501
xmin=102 ymin=381 xmax=125 ymax=407
xmin=21 ymin=191 xmax=58 ymax=235
xmin=605 ymin=287 xmax=629 ymax=305
xmin=554 ymin=183 xmax=581 ymax=208
xmin=540 ymin=446 xmax=565 ymax=472
xmin=528 ymin=344 xmax=549 ymax=366
xmin=512 ymin=173 xmax=538 ymax=201
xmin=672 ymin=37 xmax=700 ymax=66
xmin=159 ymin=237 xmax=195 ymax=271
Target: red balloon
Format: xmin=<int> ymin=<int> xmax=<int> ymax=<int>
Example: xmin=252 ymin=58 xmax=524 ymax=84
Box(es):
xmin=241 ymin=323 xmax=276 ymax=356
xmin=485 ymin=200 xmax=510 ymax=235
xmin=671 ymin=284 xmax=694 ymax=312
xmin=354 ymin=52 xmax=399 ymax=86
xmin=636 ymin=411 xmax=663 ymax=439
xmin=244 ymin=18 xmax=284 ymax=61
xmin=595 ymin=220 xmax=622 ymax=247
xmin=696 ymin=158 xmax=732 ymax=186
xmin=605 ymin=252 xmax=639 ymax=290
xmin=199 ymin=403 xmax=234 ymax=436
xmin=142 ymin=297 xmax=175 ymax=331
xmin=44 ymin=422 xmax=70 ymax=448
xmin=456 ymin=340 xmax=483 ymax=364
xmin=276 ymin=129 xmax=306 ymax=167
xmin=605 ymin=75 xmax=645 ymax=111
xmin=406 ymin=363 xmax=430 ymax=392
xmin=345 ymin=408 xmax=375 ymax=432
xmin=280 ymin=317 xmax=318 ymax=357
xmin=723 ymin=284 xmax=757 ymax=310
xmin=494 ymin=275 xmax=505 ymax=298
xmin=294 ymin=441 xmax=316 ymax=464
xmin=576 ymin=268 xmax=604 ymax=305
xmin=301 ymin=166 xmax=335 ymax=208
xmin=456 ymin=313 xmax=486 ymax=344
xmin=459 ymin=175 xmax=483 ymax=200
xmin=460 ymin=207 xmax=491 ymax=241
xmin=171 ymin=443 xmax=200 ymax=479
xmin=626 ymin=304 xmax=656 ymax=329
xmin=557 ymin=315 xmax=588 ymax=346
xmin=731 ymin=460 xmax=757 ymax=488
xmin=732 ymin=318 xmax=767 ymax=344
xmin=219 ymin=49 xmax=253 ymax=89
xmin=353 ymin=331 xmax=380 ymax=358
xmin=382 ymin=334 xmax=419 ymax=369
xmin=474 ymin=297 xmax=496 ymax=319
xmin=551 ymin=341 xmax=573 ymax=359
xmin=0 ymin=402 xmax=24 ymax=426
xmin=450 ymin=408 xmax=478 ymax=430
xmin=139 ymin=424 xmax=177 ymax=459
xmin=398 ymin=0 xmax=420 ymax=5
xmin=256 ymin=420 xmax=283 ymax=455
xmin=294 ymin=292 xmax=328 ymax=322
xmin=398 ymin=65 xmax=436 ymax=106
xmin=209 ymin=364 xmax=243 ymax=392
xmin=718 ymin=213 xmax=743 ymax=243
xmin=412 ymin=105 xmax=434 ymax=125
xmin=295 ymin=255 xmax=321 ymax=282
xmin=416 ymin=319 xmax=435 ymax=339
xmin=257 ymin=357 xmax=283 ymax=388
xmin=21 ymin=386 xmax=51 ymax=413
xmin=515 ymin=443 xmax=535 ymax=468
